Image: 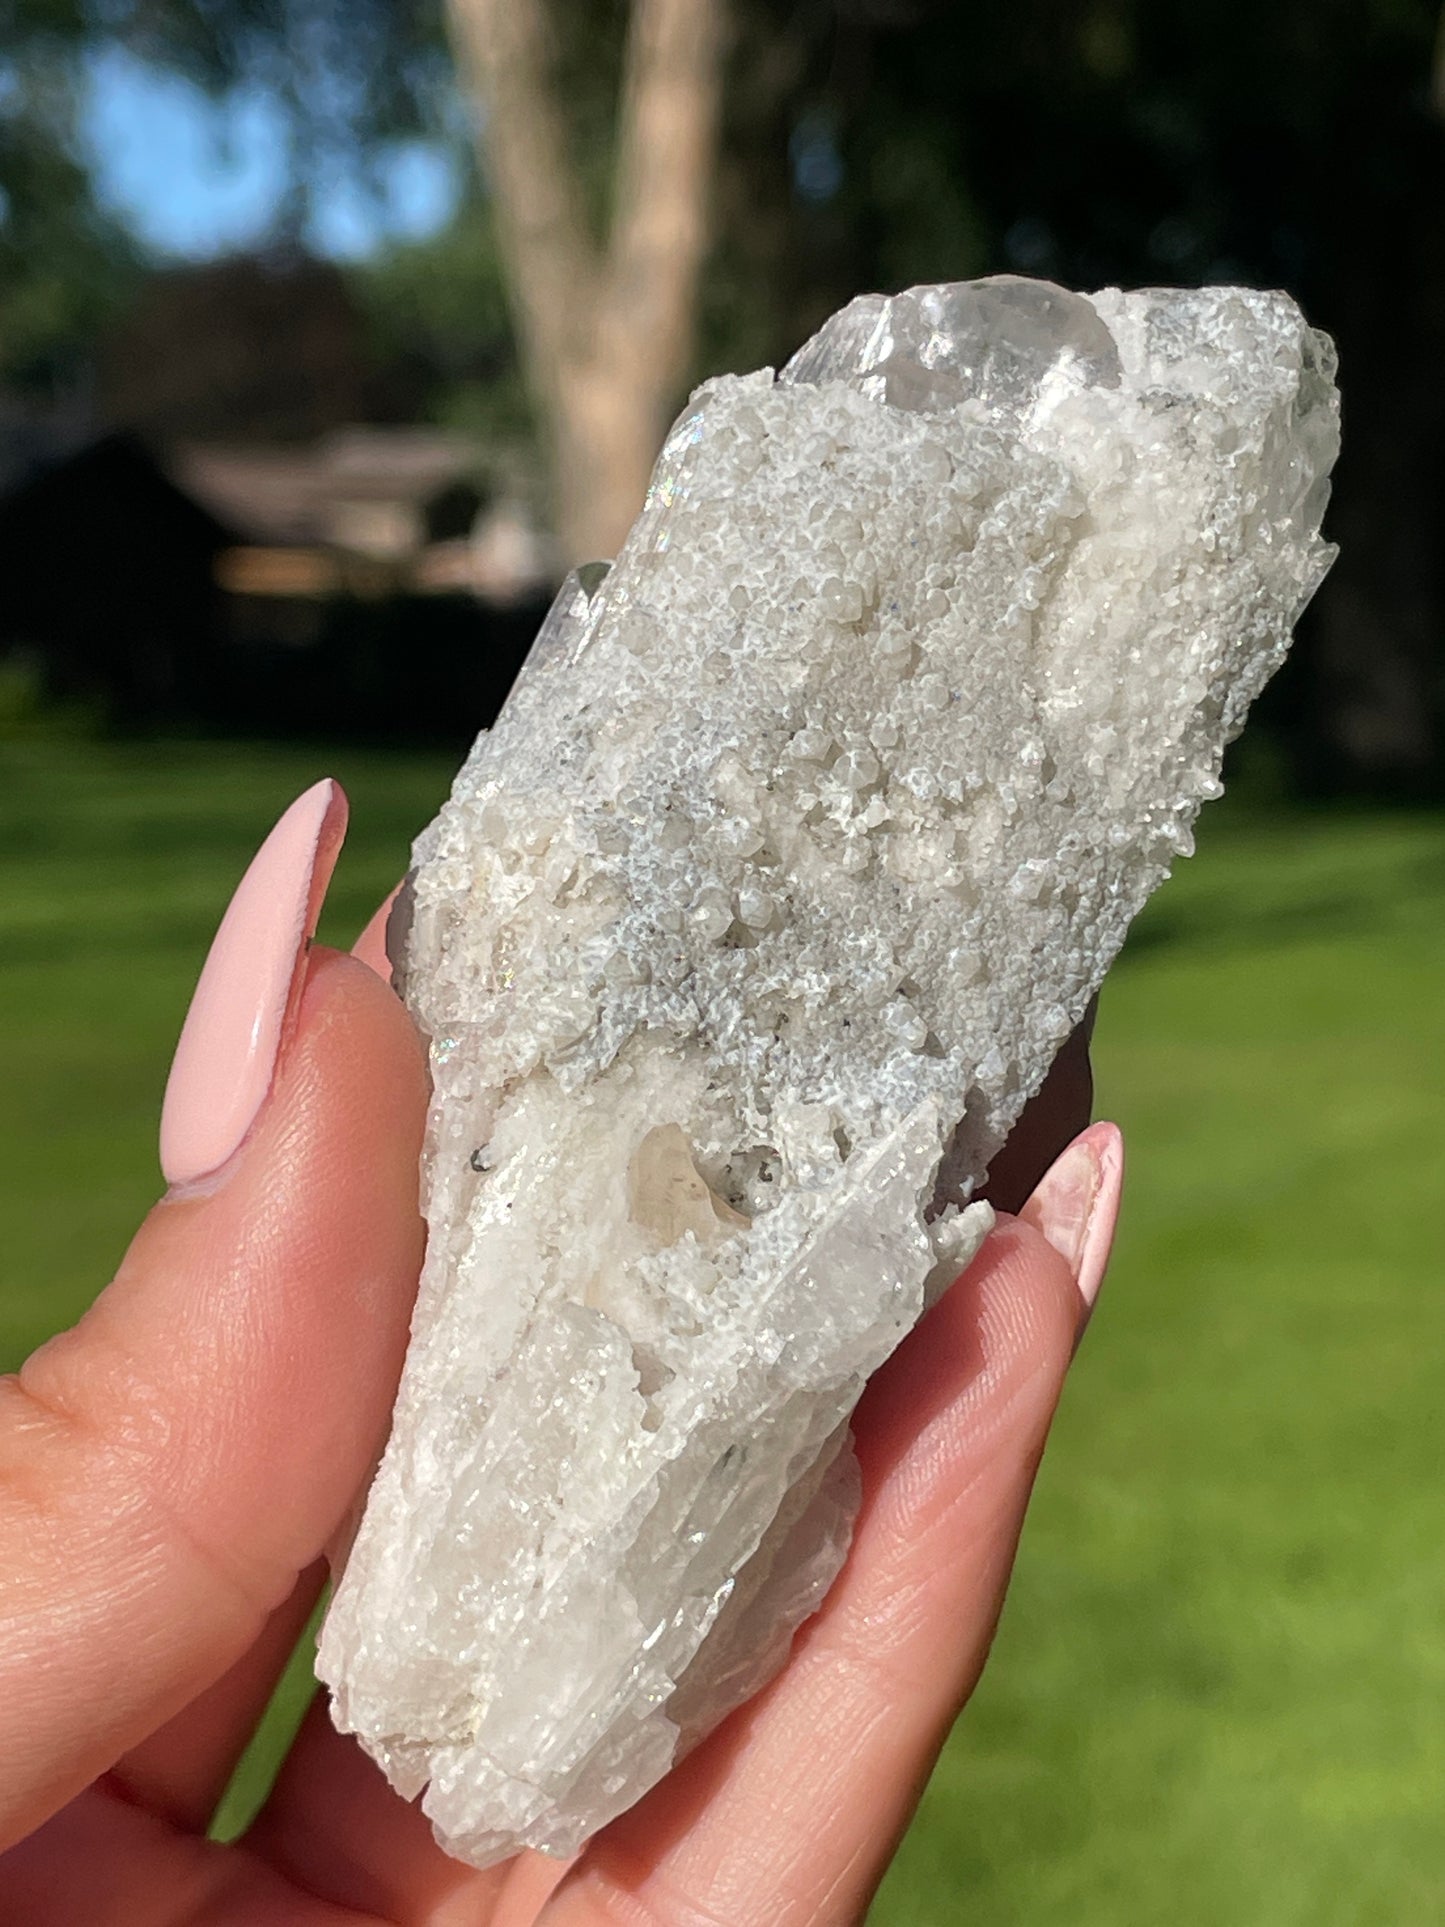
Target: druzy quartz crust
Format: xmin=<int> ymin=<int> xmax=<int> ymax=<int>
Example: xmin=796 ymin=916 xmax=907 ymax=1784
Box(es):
xmin=318 ymin=277 xmax=1340 ymax=1867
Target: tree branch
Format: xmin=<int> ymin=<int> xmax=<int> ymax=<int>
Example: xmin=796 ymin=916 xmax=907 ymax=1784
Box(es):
xmin=602 ymin=0 xmax=725 ymax=388
xmin=443 ymin=0 xmax=600 ymax=415
xmin=443 ymin=0 xmax=726 ymax=560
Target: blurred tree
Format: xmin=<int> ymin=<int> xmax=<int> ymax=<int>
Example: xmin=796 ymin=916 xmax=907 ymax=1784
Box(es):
xmin=0 ymin=43 xmax=140 ymax=401
xmin=87 ymin=0 xmax=450 ymax=241
xmin=443 ymin=0 xmax=724 ymax=562
xmin=1 ymin=0 xmax=449 ymax=409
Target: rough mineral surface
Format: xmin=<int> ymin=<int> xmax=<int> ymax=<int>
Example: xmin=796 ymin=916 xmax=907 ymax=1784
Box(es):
xmin=318 ymin=277 xmax=1339 ymax=1866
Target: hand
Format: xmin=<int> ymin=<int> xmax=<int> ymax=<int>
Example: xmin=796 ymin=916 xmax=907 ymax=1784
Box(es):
xmin=0 ymin=780 xmax=1122 ymax=1926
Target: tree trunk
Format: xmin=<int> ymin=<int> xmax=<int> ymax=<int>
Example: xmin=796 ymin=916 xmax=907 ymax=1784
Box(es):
xmin=444 ymin=0 xmax=725 ymax=564
xmin=552 ymin=360 xmax=673 ymax=567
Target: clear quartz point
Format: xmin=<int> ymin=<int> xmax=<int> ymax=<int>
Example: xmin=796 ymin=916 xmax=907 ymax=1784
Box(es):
xmin=781 ymin=274 xmax=1122 ymax=415
xmin=498 ymin=558 xmax=612 ymax=723
xmin=319 ymin=277 xmax=1340 ymax=1872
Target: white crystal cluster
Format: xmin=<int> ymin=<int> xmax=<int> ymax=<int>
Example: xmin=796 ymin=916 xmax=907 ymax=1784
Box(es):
xmin=319 ymin=278 xmax=1339 ymax=1866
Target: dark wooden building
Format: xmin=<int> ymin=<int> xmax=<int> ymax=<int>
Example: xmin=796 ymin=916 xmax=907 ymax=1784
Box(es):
xmin=0 ymin=429 xmax=553 ymax=741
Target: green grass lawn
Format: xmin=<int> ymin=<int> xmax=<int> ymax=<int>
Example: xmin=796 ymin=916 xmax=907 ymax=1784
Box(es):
xmin=2 ymin=735 xmax=1442 ymax=1922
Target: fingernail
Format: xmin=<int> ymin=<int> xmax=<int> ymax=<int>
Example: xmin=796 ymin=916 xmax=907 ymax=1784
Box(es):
xmin=352 ymin=883 xmax=401 ymax=985
xmin=1023 ymin=1121 xmax=1124 ymax=1309
xmin=160 ymin=780 xmax=348 ymax=1186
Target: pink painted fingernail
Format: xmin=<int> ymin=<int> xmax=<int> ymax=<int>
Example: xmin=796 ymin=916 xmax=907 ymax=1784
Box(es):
xmin=160 ymin=780 xmax=348 ymax=1186
xmin=1023 ymin=1121 xmax=1125 ymax=1309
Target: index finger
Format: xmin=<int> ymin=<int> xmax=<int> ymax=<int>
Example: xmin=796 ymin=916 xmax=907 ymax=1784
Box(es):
xmin=0 ymin=949 xmax=427 ymax=1849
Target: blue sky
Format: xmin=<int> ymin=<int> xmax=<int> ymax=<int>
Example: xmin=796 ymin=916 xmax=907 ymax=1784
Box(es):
xmin=82 ymin=47 xmax=460 ymax=261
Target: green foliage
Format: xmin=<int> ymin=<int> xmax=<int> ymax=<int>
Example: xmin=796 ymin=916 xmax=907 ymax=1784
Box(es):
xmin=2 ymin=737 xmax=1442 ymax=1913
xmin=14 ymin=0 xmax=452 ymax=217
xmin=0 ymin=57 xmax=141 ymax=393
xmin=1 ymin=0 xmax=454 ymax=398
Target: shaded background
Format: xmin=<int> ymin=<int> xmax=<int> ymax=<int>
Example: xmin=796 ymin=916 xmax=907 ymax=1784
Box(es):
xmin=2 ymin=2 xmax=1443 ymax=1920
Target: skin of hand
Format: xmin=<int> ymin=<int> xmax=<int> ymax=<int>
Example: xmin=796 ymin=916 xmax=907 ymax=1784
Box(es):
xmin=0 ymin=782 xmax=1123 ymax=1927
